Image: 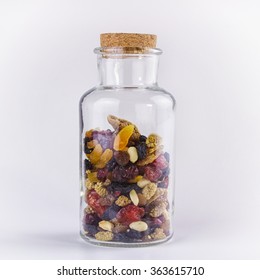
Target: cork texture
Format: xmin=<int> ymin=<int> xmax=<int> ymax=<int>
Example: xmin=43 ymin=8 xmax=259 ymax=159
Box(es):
xmin=100 ymin=33 xmax=157 ymax=48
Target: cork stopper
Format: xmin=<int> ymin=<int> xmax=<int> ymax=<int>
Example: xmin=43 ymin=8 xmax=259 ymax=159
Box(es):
xmin=100 ymin=33 xmax=157 ymax=48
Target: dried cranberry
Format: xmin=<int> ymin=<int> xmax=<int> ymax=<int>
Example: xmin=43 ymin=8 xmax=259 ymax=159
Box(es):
xmin=153 ymin=154 xmax=168 ymax=170
xmin=144 ymin=165 xmax=162 ymax=182
xmin=86 ymin=190 xmax=107 ymax=217
xmin=97 ymin=168 xmax=108 ymax=181
xmin=116 ymin=205 xmax=145 ymax=225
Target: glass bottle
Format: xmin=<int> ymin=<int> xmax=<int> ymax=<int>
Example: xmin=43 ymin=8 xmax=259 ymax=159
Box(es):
xmin=79 ymin=33 xmax=176 ymax=247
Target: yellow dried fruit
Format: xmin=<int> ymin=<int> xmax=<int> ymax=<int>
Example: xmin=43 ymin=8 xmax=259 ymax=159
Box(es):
xmin=85 ymin=178 xmax=95 ymax=190
xmin=113 ymin=125 xmax=134 ymax=151
xmin=87 ymin=171 xmax=99 ymax=183
xmin=137 ymin=152 xmax=161 ymax=166
xmin=146 ymin=133 xmax=162 ymax=148
xmin=150 ymin=202 xmax=167 ymax=217
xmin=95 ymin=149 xmax=113 ymax=168
xmin=94 ymin=182 xmax=108 ymax=197
xmin=107 ymin=115 xmax=140 ymax=141
xmin=95 ymin=231 xmax=114 ymax=241
xmin=128 ymin=175 xmax=143 ymax=183
xmin=87 ymin=144 xmax=103 ymax=164
xmin=150 ymin=228 xmax=166 ymax=240
xmin=147 ymin=188 xmax=168 ymax=205
xmin=115 ymin=195 xmax=131 ymax=207
xmin=142 ymin=182 xmax=157 ymax=200
xmin=85 ymin=129 xmax=93 ymax=138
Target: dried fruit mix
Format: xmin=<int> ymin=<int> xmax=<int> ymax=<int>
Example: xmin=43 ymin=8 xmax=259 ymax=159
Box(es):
xmin=82 ymin=115 xmax=171 ymax=243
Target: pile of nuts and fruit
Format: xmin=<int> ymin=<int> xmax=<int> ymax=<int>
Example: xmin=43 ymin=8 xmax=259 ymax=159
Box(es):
xmin=82 ymin=115 xmax=170 ymax=243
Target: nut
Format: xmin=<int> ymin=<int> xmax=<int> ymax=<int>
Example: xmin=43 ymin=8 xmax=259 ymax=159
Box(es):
xmin=99 ymin=220 xmax=114 ymax=232
xmin=129 ymin=189 xmax=139 ymax=206
xmin=137 ymin=178 xmax=151 ymax=188
xmin=115 ymin=195 xmax=131 ymax=207
xmin=142 ymin=182 xmax=157 ymax=200
xmin=128 ymin=146 xmax=138 ymax=163
xmin=95 ymin=231 xmax=114 ymax=241
xmin=129 ymin=221 xmax=148 ymax=232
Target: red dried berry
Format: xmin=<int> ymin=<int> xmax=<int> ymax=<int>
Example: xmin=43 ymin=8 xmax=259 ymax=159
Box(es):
xmin=116 ymin=205 xmax=145 ymax=225
xmin=144 ymin=166 xmax=162 ymax=182
xmin=153 ymin=154 xmax=168 ymax=170
xmin=86 ymin=190 xmax=107 ymax=217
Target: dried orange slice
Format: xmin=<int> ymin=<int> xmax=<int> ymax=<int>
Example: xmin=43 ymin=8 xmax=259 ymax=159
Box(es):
xmin=113 ymin=125 xmax=134 ymax=151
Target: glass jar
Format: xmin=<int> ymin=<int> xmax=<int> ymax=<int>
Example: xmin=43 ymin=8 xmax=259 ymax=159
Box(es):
xmin=79 ymin=33 xmax=176 ymax=247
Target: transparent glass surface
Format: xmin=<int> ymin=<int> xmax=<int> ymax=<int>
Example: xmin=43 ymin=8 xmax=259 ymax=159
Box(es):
xmin=79 ymin=49 xmax=176 ymax=247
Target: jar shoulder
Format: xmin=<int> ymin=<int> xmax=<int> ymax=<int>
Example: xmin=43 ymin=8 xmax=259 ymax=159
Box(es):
xmin=79 ymin=86 xmax=176 ymax=107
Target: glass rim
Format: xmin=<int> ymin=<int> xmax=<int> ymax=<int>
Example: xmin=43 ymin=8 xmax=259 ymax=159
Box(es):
xmin=94 ymin=47 xmax=163 ymax=55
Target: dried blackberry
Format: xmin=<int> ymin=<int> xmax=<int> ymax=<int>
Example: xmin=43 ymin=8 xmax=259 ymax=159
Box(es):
xmin=112 ymin=165 xmax=139 ymax=182
xmin=107 ymin=182 xmax=140 ymax=195
xmin=139 ymin=135 xmax=147 ymax=142
xmin=136 ymin=143 xmax=147 ymax=160
xmin=84 ymin=137 xmax=93 ymax=154
xmin=102 ymin=204 xmax=121 ymax=220
xmin=84 ymin=159 xmax=93 ymax=171
xmin=125 ymin=229 xmax=145 ymax=240
xmin=83 ymin=224 xmax=98 ymax=236
xmin=107 ymin=158 xmax=117 ymax=171
xmin=113 ymin=233 xmax=132 ymax=242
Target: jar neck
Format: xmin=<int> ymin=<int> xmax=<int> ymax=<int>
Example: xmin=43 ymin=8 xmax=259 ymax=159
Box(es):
xmin=97 ymin=54 xmax=160 ymax=87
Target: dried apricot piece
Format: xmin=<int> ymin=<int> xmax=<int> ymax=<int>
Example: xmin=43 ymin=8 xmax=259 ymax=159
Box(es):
xmin=88 ymin=144 xmax=103 ymax=164
xmin=113 ymin=125 xmax=134 ymax=151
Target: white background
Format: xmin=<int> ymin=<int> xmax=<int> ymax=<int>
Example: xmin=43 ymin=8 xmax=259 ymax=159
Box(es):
xmin=0 ymin=0 xmax=260 ymax=259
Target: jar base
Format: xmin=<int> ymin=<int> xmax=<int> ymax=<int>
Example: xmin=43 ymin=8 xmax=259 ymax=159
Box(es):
xmin=80 ymin=231 xmax=174 ymax=248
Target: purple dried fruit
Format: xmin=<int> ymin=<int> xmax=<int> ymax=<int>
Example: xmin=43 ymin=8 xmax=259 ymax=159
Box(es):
xmin=136 ymin=143 xmax=147 ymax=160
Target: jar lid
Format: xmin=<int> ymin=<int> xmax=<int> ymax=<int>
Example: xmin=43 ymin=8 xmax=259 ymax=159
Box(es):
xmin=100 ymin=33 xmax=157 ymax=48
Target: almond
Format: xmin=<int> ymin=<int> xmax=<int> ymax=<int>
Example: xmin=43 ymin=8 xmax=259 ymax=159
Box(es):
xmin=129 ymin=221 xmax=148 ymax=232
xmin=137 ymin=178 xmax=150 ymax=188
xmin=98 ymin=221 xmax=114 ymax=232
xmin=129 ymin=189 xmax=139 ymax=206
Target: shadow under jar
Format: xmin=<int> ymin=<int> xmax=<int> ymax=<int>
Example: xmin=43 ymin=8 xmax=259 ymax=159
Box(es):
xmin=79 ymin=33 xmax=176 ymax=247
